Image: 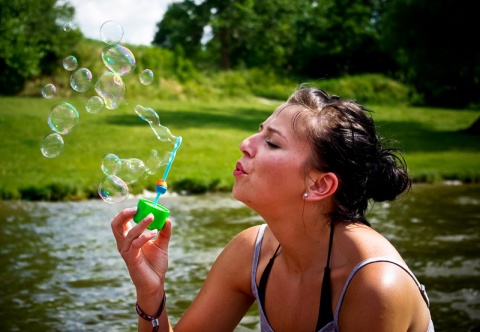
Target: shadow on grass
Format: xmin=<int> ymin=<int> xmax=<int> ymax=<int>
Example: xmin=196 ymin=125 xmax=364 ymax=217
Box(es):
xmin=102 ymin=106 xmax=480 ymax=154
xmin=101 ymin=105 xmax=272 ymax=131
xmin=374 ymin=120 xmax=480 ymax=153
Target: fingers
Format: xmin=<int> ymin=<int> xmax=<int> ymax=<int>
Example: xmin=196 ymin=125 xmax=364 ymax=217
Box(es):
xmin=153 ymin=219 xmax=172 ymax=252
xmin=111 ymin=207 xmax=136 ymax=246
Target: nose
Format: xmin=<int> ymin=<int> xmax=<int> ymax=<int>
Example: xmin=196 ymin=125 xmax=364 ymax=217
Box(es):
xmin=239 ymin=133 xmax=256 ymax=157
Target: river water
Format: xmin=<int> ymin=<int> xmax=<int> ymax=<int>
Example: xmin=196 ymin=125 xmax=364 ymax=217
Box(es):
xmin=0 ymin=184 xmax=479 ymax=331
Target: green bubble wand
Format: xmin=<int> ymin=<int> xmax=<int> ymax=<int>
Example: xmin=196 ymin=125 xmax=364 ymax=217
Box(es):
xmin=132 ymin=105 xmax=183 ymax=230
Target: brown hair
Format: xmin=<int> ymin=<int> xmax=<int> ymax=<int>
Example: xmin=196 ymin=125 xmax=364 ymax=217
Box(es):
xmin=288 ymin=88 xmax=411 ymax=225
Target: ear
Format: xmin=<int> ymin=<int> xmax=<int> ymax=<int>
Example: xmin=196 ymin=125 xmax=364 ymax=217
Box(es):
xmin=305 ymin=172 xmax=338 ymax=201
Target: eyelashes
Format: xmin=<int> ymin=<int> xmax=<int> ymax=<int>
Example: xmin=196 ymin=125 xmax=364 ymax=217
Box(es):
xmin=265 ymin=140 xmax=280 ymax=149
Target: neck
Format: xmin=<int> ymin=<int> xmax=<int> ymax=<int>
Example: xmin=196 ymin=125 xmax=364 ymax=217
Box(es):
xmin=261 ymin=204 xmax=333 ymax=272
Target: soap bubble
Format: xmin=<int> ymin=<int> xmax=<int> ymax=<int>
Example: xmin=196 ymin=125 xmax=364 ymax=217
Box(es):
xmin=70 ymin=68 xmax=93 ymax=92
xmin=98 ymin=175 xmax=129 ymax=204
xmin=63 ymin=22 xmax=74 ymax=32
xmin=145 ymin=150 xmax=171 ymax=175
xmin=40 ymin=133 xmax=64 ymax=158
xmin=135 ymin=104 xmax=177 ymax=142
xmin=95 ymin=71 xmax=126 ymax=109
xmin=139 ymin=69 xmax=154 ymax=85
xmin=101 ymin=44 xmax=136 ymax=76
xmin=48 ymin=102 xmax=80 ymax=135
xmin=42 ymin=84 xmax=56 ymax=98
xmin=63 ymin=55 xmax=78 ymax=71
xmin=85 ymin=96 xmax=104 ymax=114
xmin=100 ymin=20 xmax=124 ymax=45
xmin=117 ymin=158 xmax=146 ymax=184
xmin=101 ymin=153 xmax=121 ymax=176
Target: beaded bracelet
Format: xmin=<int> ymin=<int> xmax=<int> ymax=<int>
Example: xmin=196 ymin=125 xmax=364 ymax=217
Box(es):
xmin=135 ymin=292 xmax=166 ymax=332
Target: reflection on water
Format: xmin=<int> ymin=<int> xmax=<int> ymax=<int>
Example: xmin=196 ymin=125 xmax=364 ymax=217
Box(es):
xmin=0 ymin=184 xmax=479 ymax=331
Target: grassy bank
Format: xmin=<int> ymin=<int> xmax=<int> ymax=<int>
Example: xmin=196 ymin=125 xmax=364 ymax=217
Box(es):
xmin=0 ymin=96 xmax=479 ymax=201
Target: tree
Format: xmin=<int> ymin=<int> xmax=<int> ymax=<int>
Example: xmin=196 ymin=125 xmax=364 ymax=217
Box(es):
xmin=153 ymin=0 xmax=392 ymax=77
xmin=0 ymin=0 xmax=81 ymax=94
xmin=379 ymin=0 xmax=480 ymax=108
xmin=290 ymin=0 xmax=393 ymax=78
xmin=152 ymin=0 xmax=208 ymax=60
xmin=153 ymin=0 xmax=310 ymax=71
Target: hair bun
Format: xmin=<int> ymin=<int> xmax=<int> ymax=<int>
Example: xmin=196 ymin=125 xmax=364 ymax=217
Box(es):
xmin=367 ymin=148 xmax=411 ymax=202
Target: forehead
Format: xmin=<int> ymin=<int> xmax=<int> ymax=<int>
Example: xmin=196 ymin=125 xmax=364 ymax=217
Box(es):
xmin=266 ymin=103 xmax=307 ymax=137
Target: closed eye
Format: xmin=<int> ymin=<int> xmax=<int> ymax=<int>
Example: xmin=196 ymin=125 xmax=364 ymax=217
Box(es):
xmin=265 ymin=140 xmax=280 ymax=149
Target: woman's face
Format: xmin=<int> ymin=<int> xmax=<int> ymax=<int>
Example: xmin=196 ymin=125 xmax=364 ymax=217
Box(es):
xmin=232 ymin=104 xmax=313 ymax=211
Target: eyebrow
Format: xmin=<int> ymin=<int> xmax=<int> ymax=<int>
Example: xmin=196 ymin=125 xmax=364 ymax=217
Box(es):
xmin=260 ymin=123 xmax=287 ymax=141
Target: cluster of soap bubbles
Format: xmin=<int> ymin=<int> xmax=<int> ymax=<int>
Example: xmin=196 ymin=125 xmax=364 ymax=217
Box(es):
xmin=40 ymin=20 xmax=181 ymax=204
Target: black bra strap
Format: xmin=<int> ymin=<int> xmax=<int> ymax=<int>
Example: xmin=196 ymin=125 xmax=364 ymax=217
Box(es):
xmin=316 ymin=223 xmax=335 ymax=330
xmin=258 ymin=243 xmax=281 ymax=310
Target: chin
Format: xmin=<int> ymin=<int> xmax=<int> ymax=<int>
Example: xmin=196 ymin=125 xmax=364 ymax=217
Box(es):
xmin=232 ymin=185 xmax=250 ymax=206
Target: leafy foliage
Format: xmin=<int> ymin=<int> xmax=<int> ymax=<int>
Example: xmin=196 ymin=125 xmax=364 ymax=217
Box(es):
xmin=379 ymin=0 xmax=480 ymax=107
xmin=0 ymin=0 xmax=81 ymax=94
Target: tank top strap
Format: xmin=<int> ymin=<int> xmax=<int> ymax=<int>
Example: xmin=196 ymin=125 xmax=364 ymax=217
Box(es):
xmin=333 ymin=257 xmax=431 ymax=328
xmin=251 ymin=224 xmax=267 ymax=296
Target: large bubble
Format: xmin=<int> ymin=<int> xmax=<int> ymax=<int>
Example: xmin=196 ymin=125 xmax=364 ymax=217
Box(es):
xmin=134 ymin=104 xmax=176 ymax=143
xmin=42 ymin=84 xmax=56 ymax=98
xmin=116 ymin=158 xmax=146 ymax=184
xmin=100 ymin=20 xmax=124 ymax=45
xmin=145 ymin=149 xmax=171 ymax=175
xmin=70 ymin=68 xmax=93 ymax=92
xmin=40 ymin=133 xmax=64 ymax=158
xmin=101 ymin=44 xmax=136 ymax=76
xmin=95 ymin=72 xmax=126 ymax=110
xmin=48 ymin=102 xmax=80 ymax=135
xmin=101 ymin=153 xmax=121 ymax=176
xmin=98 ymin=175 xmax=129 ymax=204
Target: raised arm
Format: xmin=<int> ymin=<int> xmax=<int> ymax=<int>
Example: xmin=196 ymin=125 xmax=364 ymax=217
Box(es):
xmin=111 ymin=207 xmax=258 ymax=332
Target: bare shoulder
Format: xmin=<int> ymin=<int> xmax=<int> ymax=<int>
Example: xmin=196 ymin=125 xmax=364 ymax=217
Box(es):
xmin=338 ymin=258 xmax=431 ymax=332
xmin=220 ymin=224 xmax=262 ymax=257
xmin=206 ymin=224 xmax=262 ymax=287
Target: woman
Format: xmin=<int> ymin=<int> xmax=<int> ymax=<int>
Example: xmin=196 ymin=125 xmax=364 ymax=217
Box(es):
xmin=112 ymin=88 xmax=434 ymax=331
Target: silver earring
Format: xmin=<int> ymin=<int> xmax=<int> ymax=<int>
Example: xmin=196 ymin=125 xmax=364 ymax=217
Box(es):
xmin=303 ymin=193 xmax=308 ymax=198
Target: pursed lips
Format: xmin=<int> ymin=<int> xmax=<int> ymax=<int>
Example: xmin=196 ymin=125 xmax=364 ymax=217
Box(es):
xmin=233 ymin=162 xmax=247 ymax=176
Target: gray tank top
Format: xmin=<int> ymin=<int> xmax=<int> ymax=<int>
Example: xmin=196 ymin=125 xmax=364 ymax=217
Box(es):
xmin=251 ymin=224 xmax=435 ymax=332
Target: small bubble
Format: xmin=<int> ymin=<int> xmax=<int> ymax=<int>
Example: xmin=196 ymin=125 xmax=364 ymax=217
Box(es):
xmin=95 ymin=71 xmax=126 ymax=110
xmin=48 ymin=102 xmax=80 ymax=135
xmin=101 ymin=44 xmax=136 ymax=76
xmin=101 ymin=153 xmax=121 ymax=176
xmin=98 ymin=175 xmax=129 ymax=204
xmin=63 ymin=55 xmax=78 ymax=71
xmin=70 ymin=68 xmax=93 ymax=93
xmin=85 ymin=96 xmax=104 ymax=114
xmin=139 ymin=69 xmax=154 ymax=85
xmin=63 ymin=22 xmax=74 ymax=32
xmin=100 ymin=20 xmax=124 ymax=45
xmin=41 ymin=84 xmax=56 ymax=98
xmin=40 ymin=133 xmax=64 ymax=158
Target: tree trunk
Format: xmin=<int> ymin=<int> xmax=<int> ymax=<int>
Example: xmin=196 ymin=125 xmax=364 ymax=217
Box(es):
xmin=218 ymin=27 xmax=230 ymax=70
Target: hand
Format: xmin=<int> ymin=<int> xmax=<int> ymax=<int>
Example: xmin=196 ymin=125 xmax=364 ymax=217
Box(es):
xmin=111 ymin=207 xmax=172 ymax=298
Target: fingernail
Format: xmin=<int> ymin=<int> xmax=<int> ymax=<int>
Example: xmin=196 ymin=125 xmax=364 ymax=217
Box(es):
xmin=126 ymin=207 xmax=137 ymax=213
xmin=148 ymin=229 xmax=157 ymax=237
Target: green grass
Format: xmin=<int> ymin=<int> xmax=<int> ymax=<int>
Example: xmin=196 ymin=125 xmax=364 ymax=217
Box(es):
xmin=0 ymin=96 xmax=479 ymax=200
